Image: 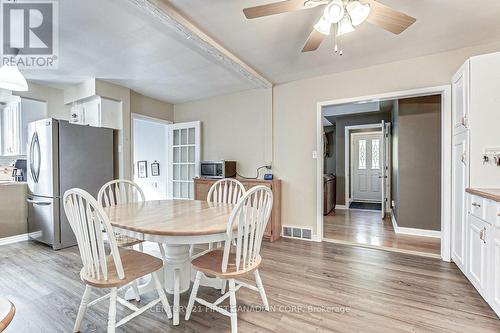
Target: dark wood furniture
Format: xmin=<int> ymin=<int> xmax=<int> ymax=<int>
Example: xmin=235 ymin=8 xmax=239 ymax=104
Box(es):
xmin=194 ymin=177 xmax=281 ymax=242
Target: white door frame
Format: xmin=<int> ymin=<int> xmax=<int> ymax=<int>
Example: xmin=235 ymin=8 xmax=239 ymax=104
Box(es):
xmin=316 ymin=85 xmax=452 ymax=262
xmin=131 ymin=112 xmax=172 ymax=181
xmin=347 ymin=128 xmax=384 ymax=206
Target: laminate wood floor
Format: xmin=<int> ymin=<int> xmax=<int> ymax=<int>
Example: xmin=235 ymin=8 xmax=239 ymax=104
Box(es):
xmin=324 ymin=209 xmax=441 ymax=257
xmin=1 ymin=239 xmax=498 ymax=332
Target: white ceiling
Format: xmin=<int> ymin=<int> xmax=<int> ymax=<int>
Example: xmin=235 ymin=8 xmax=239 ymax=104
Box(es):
xmin=24 ymin=0 xmax=500 ymax=103
xmin=24 ymin=0 xmax=256 ymax=103
xmin=170 ymin=0 xmax=500 ymax=83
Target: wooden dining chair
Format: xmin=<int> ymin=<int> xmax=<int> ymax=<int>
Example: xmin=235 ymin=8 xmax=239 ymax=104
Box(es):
xmin=63 ymin=188 xmax=172 ymax=333
xmin=97 ymin=179 xmax=167 ymax=301
xmin=192 ymin=178 xmax=246 ymax=260
xmin=0 ymin=298 xmax=15 ymax=332
xmin=185 ymin=185 xmax=273 ymax=333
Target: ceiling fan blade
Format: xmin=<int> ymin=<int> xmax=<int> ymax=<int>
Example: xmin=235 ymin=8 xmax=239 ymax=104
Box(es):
xmin=243 ymin=0 xmax=309 ymax=19
xmin=363 ymin=0 xmax=416 ymax=34
xmin=302 ymin=29 xmax=327 ymax=52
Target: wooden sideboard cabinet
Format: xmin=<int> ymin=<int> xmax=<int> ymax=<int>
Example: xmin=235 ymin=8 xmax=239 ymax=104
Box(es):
xmin=194 ymin=177 xmax=281 ymax=242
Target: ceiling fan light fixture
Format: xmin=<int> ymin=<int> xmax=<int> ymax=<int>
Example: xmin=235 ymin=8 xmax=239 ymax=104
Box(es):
xmin=337 ymin=15 xmax=355 ymax=36
xmin=314 ymin=16 xmax=331 ymax=35
xmin=323 ymin=0 xmax=345 ymax=24
xmin=346 ymin=1 xmax=371 ymax=26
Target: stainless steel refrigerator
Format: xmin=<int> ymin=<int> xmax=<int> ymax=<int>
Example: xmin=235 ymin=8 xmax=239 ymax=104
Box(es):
xmin=27 ymin=119 xmax=113 ymax=250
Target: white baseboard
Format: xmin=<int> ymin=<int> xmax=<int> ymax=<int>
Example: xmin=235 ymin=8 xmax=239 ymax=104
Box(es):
xmin=391 ymin=210 xmax=441 ymax=238
xmin=335 ymin=205 xmax=347 ymax=210
xmin=310 ymin=234 xmax=322 ymax=242
xmin=0 ymin=233 xmax=29 ymax=246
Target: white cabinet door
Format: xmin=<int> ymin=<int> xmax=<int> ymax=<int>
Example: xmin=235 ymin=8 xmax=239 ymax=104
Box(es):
xmin=467 ymin=214 xmax=489 ymax=298
xmin=452 ymin=61 xmax=469 ymax=134
xmin=451 ymin=132 xmax=469 ymax=271
xmin=100 ymin=98 xmax=122 ymax=130
xmin=168 ymin=121 xmax=200 ymax=199
xmin=490 ymin=227 xmax=500 ymax=315
xmin=82 ymin=98 xmax=101 ymax=127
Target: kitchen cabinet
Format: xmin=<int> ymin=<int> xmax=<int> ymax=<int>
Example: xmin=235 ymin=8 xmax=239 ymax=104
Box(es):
xmin=463 ymin=190 xmax=500 ymax=317
xmin=194 ymin=177 xmax=281 ymax=242
xmin=451 ymin=60 xmax=469 ymax=135
xmin=466 ymin=213 xmax=489 ymax=299
xmin=490 ymin=227 xmax=500 ymax=315
xmin=451 ymin=131 xmax=469 ymax=271
xmin=70 ymin=96 xmax=122 ymax=130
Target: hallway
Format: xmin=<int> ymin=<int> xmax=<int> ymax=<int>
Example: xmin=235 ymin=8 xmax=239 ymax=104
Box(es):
xmin=324 ymin=209 xmax=441 ymax=257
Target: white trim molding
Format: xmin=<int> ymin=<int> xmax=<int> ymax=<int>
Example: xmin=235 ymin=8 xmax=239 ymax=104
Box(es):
xmin=316 ymin=85 xmax=452 ymax=262
xmin=0 ymin=233 xmax=29 ymax=246
xmin=391 ymin=210 xmax=441 ymax=238
xmin=127 ymin=0 xmax=272 ymax=89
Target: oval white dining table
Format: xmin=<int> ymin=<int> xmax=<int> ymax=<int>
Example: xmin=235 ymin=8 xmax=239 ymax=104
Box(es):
xmin=103 ymin=199 xmax=234 ymax=325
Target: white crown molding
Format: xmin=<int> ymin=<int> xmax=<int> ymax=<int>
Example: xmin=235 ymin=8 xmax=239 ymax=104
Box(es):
xmin=127 ymin=0 xmax=273 ymax=89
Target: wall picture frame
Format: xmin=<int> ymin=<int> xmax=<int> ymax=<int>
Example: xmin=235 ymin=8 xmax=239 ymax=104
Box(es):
xmin=137 ymin=160 xmax=148 ymax=178
xmin=151 ymin=161 xmax=160 ymax=176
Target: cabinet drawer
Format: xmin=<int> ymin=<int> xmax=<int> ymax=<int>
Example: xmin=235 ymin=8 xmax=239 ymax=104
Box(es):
xmin=469 ymin=195 xmax=486 ymax=221
xmin=484 ymin=199 xmax=500 ymax=227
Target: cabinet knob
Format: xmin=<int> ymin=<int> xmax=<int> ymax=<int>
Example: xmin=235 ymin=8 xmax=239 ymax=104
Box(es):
xmin=471 ymin=202 xmax=481 ymax=208
xmin=461 ymin=153 xmax=467 ymax=165
xmin=480 ymin=227 xmax=486 ymax=243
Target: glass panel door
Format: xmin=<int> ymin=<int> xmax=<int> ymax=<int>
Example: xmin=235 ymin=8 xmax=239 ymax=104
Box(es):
xmin=168 ymin=121 xmax=200 ymax=199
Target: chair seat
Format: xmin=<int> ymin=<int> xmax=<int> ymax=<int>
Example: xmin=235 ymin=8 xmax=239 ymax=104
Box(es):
xmin=115 ymin=234 xmax=144 ymax=248
xmin=0 ymin=298 xmax=15 ymax=332
xmin=191 ymin=249 xmax=261 ymax=278
xmin=82 ymin=249 xmax=163 ymax=288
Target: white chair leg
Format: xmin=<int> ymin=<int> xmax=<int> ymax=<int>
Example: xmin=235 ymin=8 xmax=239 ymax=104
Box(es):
xmin=73 ymin=285 xmax=92 ymax=332
xmin=254 ymin=269 xmax=269 ymax=311
xmin=185 ymin=271 xmax=202 ymax=320
xmin=221 ymin=280 xmax=227 ymax=294
xmin=107 ymin=287 xmax=117 ymax=333
xmin=138 ymin=242 xmax=144 ymax=252
xmin=152 ymin=271 xmax=173 ymax=319
xmin=189 ymin=244 xmax=194 ymax=257
xmin=208 ymin=242 xmax=214 ymax=250
xmin=229 ymin=279 xmax=238 ymax=333
xmin=158 ymin=243 xmax=166 ymax=263
xmin=173 ymin=268 xmax=180 ymax=325
xmin=132 ymin=280 xmax=141 ymax=301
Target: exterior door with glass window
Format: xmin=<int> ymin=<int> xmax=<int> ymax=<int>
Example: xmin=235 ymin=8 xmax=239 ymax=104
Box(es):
xmin=168 ymin=121 xmax=200 ymax=199
xmin=351 ymin=132 xmax=383 ymax=202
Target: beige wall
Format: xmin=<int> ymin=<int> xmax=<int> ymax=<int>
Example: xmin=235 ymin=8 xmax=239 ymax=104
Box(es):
xmin=174 ymin=88 xmax=272 ymax=177
xmin=131 ymin=90 xmax=174 ymax=121
xmin=274 ymin=40 xmax=500 ymax=235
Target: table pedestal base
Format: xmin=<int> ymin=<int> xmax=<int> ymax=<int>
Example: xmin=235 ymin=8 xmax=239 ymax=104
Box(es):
xmin=124 ymin=242 xmax=223 ymax=325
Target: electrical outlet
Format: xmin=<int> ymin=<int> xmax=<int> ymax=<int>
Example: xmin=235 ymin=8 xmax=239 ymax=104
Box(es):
xmin=391 ymin=200 xmax=395 ymax=208
xmin=312 ymin=150 xmax=318 ymax=159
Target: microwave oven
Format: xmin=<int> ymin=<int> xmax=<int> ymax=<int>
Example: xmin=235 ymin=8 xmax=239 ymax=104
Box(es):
xmin=200 ymin=161 xmax=236 ymax=179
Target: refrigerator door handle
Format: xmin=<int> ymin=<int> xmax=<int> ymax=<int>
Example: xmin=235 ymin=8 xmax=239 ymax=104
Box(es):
xmin=29 ymin=132 xmax=37 ymax=182
xmin=26 ymin=198 xmax=52 ymax=206
xmin=34 ymin=132 xmax=41 ymax=183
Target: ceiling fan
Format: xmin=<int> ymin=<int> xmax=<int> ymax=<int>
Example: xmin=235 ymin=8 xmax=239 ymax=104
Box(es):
xmin=243 ymin=0 xmax=416 ymax=54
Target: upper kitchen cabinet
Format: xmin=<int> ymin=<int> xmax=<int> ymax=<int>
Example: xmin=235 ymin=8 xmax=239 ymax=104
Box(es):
xmin=0 ymin=98 xmax=47 ymax=156
xmin=70 ymin=96 xmax=122 ymax=130
xmin=452 ymin=60 xmax=469 ymax=135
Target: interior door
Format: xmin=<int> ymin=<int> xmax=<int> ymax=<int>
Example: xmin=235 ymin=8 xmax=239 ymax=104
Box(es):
xmin=352 ymin=132 xmax=383 ymax=202
xmin=168 ymin=121 xmax=200 ymax=199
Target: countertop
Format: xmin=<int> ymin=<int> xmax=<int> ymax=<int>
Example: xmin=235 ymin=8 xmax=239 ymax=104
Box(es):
xmin=466 ymin=188 xmax=500 ymax=202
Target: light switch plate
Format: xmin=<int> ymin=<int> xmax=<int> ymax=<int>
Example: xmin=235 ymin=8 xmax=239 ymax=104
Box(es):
xmin=312 ymin=150 xmax=318 ymax=159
